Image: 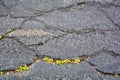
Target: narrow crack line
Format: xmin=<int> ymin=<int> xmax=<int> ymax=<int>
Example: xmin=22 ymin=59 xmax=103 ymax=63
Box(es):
xmin=0 ymin=27 xmax=22 ymax=41
xmin=107 ymin=15 xmax=120 ymax=28
xmin=0 ymin=47 xmax=119 ymax=76
xmin=26 ymin=42 xmax=44 ymax=46
xmin=22 ymin=18 xmax=64 ymax=32
xmin=0 ymin=1 xmax=120 ymax=77
xmin=51 ymin=2 xmax=86 ymax=12
xmin=4 ymin=27 xmax=21 ymax=36
xmin=98 ymin=7 xmax=120 ymax=29
xmin=11 ymin=37 xmax=36 ymax=52
xmin=95 ymin=68 xmax=120 ymax=76
xmin=34 ymin=19 xmax=120 ymax=36
xmin=34 ymin=1 xmax=120 ymax=17
xmin=86 ymin=61 xmax=120 ymax=76
xmin=0 ymin=14 xmax=10 ymax=17
xmin=19 ymin=17 xmax=37 ymax=28
xmin=4 ymin=2 xmax=84 ymax=19
xmin=16 ymin=18 xmax=120 ymax=47
xmin=0 ymin=52 xmax=120 ymax=77
xmin=0 ymin=55 xmax=88 ymax=75
xmin=103 ymin=49 xmax=120 ymax=57
xmin=34 ymin=2 xmax=86 ymax=16
xmin=2 ymin=2 xmax=120 ymax=19
xmin=58 ymin=28 xmax=120 ymax=35
xmin=27 ymin=33 xmax=67 ymax=47
xmin=88 ymin=48 xmax=120 ymax=58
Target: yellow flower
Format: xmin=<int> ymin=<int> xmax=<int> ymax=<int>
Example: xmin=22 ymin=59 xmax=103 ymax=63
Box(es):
xmin=73 ymin=58 xmax=81 ymax=64
xmin=0 ymin=71 xmax=4 ymax=75
xmin=16 ymin=65 xmax=29 ymax=73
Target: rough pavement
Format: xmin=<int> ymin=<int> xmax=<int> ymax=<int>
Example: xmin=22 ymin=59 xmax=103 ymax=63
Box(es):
xmin=0 ymin=0 xmax=120 ymax=80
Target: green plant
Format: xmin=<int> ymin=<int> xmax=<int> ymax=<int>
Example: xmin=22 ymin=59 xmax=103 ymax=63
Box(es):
xmin=0 ymin=71 xmax=4 ymax=75
xmin=0 ymin=34 xmax=3 ymax=40
xmin=16 ymin=65 xmax=29 ymax=73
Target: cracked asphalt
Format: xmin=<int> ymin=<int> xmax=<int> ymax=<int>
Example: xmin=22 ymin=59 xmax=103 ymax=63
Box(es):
xmin=0 ymin=0 xmax=120 ymax=80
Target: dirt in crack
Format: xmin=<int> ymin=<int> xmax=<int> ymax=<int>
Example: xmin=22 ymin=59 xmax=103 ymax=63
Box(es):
xmin=0 ymin=28 xmax=120 ymax=78
xmin=0 ymin=54 xmax=120 ymax=77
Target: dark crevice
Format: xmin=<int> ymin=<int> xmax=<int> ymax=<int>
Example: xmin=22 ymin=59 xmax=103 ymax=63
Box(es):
xmin=3 ymin=2 xmax=86 ymax=19
xmin=107 ymin=15 xmax=120 ymax=28
xmin=27 ymin=33 xmax=67 ymax=47
xmin=1 ymin=1 xmax=120 ymax=19
xmin=95 ymin=68 xmax=119 ymax=76
xmin=0 ymin=35 xmax=120 ymax=77
xmin=10 ymin=15 xmax=31 ymax=19
xmin=12 ymin=37 xmax=37 ymax=52
xmin=3 ymin=36 xmax=38 ymax=56
xmin=0 ymin=14 xmax=10 ymax=17
xmin=0 ymin=49 xmax=119 ymax=77
xmin=3 ymin=27 xmax=21 ymax=35
xmin=18 ymin=17 xmax=37 ymax=27
xmin=34 ymin=1 xmax=120 ymax=17
xmin=89 ymin=49 xmax=120 ymax=58
xmin=17 ymin=18 xmax=120 ymax=47
xmin=34 ymin=2 xmax=86 ymax=16
xmin=27 ymin=42 xmax=44 ymax=46
xmin=103 ymin=49 xmax=120 ymax=57
xmin=33 ymin=19 xmax=120 ymax=36
xmin=87 ymin=61 xmax=120 ymax=76
xmin=98 ymin=7 xmax=120 ymax=29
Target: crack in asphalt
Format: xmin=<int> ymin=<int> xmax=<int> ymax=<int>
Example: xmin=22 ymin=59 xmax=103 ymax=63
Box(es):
xmin=0 ymin=2 xmax=86 ymax=19
xmin=1 ymin=1 xmax=120 ymax=21
xmin=0 ymin=27 xmax=120 ymax=77
xmin=32 ymin=2 xmax=86 ymax=16
xmin=97 ymin=7 xmax=120 ymax=29
xmin=3 ymin=18 xmax=120 ymax=47
xmin=29 ymin=19 xmax=120 ymax=35
xmin=0 ymin=1 xmax=120 ymax=78
xmin=5 ymin=2 xmax=120 ymax=19
xmin=0 ymin=46 xmax=119 ymax=77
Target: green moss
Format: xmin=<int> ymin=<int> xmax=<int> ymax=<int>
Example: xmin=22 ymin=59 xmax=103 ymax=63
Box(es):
xmin=0 ymin=71 xmax=4 ymax=75
xmin=114 ymin=74 xmax=119 ymax=77
xmin=43 ymin=57 xmax=54 ymax=64
xmin=16 ymin=65 xmax=29 ymax=73
xmin=0 ymin=34 xmax=3 ymax=40
xmin=56 ymin=59 xmax=71 ymax=65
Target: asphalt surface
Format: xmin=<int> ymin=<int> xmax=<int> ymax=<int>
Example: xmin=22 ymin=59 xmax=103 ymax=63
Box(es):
xmin=0 ymin=0 xmax=120 ymax=80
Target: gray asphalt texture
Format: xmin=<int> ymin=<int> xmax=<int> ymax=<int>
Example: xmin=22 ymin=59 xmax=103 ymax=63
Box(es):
xmin=0 ymin=0 xmax=120 ymax=80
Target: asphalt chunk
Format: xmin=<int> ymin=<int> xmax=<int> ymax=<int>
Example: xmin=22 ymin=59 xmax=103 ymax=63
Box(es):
xmin=88 ymin=51 xmax=120 ymax=74
xmin=0 ymin=17 xmax=23 ymax=34
xmin=30 ymin=31 xmax=120 ymax=59
xmin=37 ymin=3 xmax=119 ymax=31
xmin=7 ymin=20 xmax=64 ymax=46
xmin=0 ymin=38 xmax=35 ymax=71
